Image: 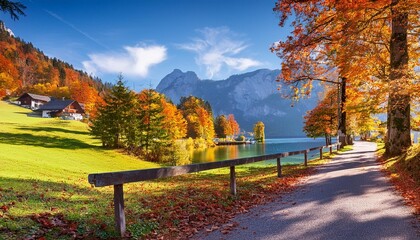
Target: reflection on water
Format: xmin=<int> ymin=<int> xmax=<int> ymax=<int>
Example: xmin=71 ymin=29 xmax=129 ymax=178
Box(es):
xmin=190 ymin=138 xmax=333 ymax=164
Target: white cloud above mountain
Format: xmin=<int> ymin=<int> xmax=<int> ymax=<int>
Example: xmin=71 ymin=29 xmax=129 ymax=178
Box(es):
xmin=82 ymin=44 xmax=167 ymax=77
xmin=178 ymin=27 xmax=262 ymax=78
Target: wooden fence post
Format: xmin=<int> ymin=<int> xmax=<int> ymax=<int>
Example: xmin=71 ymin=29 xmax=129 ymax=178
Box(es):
xmin=230 ymin=166 xmax=236 ymax=195
xmin=320 ymin=148 xmax=323 ymax=160
xmin=114 ymin=184 xmax=126 ymax=237
xmin=304 ymin=150 xmax=308 ymax=166
xmin=276 ymin=158 xmax=282 ymax=177
xmin=330 ymin=146 xmax=333 ymax=154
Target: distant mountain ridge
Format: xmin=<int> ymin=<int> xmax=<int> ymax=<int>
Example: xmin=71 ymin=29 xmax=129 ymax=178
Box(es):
xmin=156 ymin=69 xmax=319 ymax=137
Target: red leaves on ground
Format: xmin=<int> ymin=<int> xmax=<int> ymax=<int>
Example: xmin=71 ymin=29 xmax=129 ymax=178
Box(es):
xmin=0 ymin=205 xmax=9 ymax=213
xmin=378 ymin=156 xmax=420 ymax=216
xmin=131 ymin=166 xmax=314 ymax=239
xmin=0 ymin=201 xmax=16 ymax=213
xmin=28 ymin=212 xmax=81 ymax=239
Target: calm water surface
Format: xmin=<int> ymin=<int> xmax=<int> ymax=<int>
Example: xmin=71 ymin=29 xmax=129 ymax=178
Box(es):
xmin=191 ymin=138 xmax=333 ymax=164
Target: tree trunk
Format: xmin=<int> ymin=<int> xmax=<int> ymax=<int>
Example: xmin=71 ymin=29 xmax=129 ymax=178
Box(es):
xmin=325 ymin=134 xmax=331 ymax=146
xmin=338 ymin=77 xmax=348 ymax=147
xmin=386 ymin=0 xmax=411 ymax=156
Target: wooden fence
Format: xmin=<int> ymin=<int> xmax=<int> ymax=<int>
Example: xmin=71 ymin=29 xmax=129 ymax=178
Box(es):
xmin=88 ymin=143 xmax=340 ymax=236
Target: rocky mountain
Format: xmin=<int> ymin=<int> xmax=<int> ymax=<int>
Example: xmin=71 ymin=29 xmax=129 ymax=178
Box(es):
xmin=156 ymin=69 xmax=320 ymax=137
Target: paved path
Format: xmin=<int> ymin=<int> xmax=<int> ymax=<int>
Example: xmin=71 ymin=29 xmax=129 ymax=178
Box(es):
xmin=196 ymin=141 xmax=419 ymax=240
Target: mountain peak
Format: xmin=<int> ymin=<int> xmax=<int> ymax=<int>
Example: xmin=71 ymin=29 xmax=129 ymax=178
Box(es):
xmin=171 ymin=68 xmax=183 ymax=74
xmin=156 ymin=69 xmax=201 ymax=103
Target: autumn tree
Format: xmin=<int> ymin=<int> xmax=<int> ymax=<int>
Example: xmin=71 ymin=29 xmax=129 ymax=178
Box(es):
xmin=226 ymin=114 xmax=240 ymax=138
xmin=215 ymin=115 xmax=228 ymax=138
xmin=161 ymin=97 xmax=187 ymax=140
xmin=253 ymin=121 xmax=265 ymax=142
xmin=178 ymin=96 xmax=215 ymax=140
xmin=272 ymin=0 xmax=420 ymax=155
xmin=0 ymin=53 xmax=19 ymax=97
xmin=304 ymin=89 xmax=338 ymax=145
xmin=90 ymin=75 xmax=137 ymax=148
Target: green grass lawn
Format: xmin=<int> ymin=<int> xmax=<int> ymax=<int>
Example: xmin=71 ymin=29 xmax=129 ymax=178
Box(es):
xmin=0 ymin=101 xmax=343 ymax=239
xmin=0 ymin=101 xmax=159 ymax=238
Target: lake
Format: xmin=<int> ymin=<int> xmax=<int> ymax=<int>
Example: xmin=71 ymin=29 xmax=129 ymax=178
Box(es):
xmin=190 ymin=138 xmax=333 ymax=165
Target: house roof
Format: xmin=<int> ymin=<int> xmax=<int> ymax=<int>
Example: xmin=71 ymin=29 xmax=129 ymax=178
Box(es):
xmin=17 ymin=93 xmax=51 ymax=102
xmin=38 ymin=99 xmax=84 ymax=113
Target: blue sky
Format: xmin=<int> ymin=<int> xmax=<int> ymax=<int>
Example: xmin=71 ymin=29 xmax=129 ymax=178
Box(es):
xmin=1 ymin=0 xmax=291 ymax=90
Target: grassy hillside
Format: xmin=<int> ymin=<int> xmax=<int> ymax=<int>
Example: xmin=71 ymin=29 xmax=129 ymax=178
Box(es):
xmin=0 ymin=101 xmax=159 ymax=238
xmin=0 ymin=101 xmax=159 ymax=181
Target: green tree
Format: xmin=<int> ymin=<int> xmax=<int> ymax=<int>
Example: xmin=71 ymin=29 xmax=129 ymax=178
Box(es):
xmin=253 ymin=121 xmax=265 ymax=142
xmin=90 ymin=75 xmax=137 ymax=148
xmin=0 ymin=0 xmax=26 ymax=20
xmin=137 ymin=89 xmax=169 ymax=157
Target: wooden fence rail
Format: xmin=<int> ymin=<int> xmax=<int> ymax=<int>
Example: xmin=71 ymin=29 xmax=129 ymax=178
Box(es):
xmin=88 ymin=143 xmax=340 ymax=236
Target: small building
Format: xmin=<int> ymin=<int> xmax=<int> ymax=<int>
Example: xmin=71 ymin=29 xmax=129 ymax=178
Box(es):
xmin=37 ymin=99 xmax=85 ymax=120
xmin=17 ymin=93 xmax=51 ymax=110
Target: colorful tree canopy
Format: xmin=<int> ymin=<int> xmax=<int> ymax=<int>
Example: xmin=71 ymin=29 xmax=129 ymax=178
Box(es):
xmin=303 ymin=89 xmax=338 ymax=145
xmin=214 ymin=114 xmax=240 ymax=139
xmin=272 ymin=0 xmax=420 ymax=155
xmin=178 ymin=96 xmax=215 ymax=140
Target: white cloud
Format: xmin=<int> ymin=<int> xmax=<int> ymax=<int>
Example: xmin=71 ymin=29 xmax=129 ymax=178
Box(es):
xmin=178 ymin=27 xmax=262 ymax=78
xmin=82 ymin=44 xmax=167 ymax=77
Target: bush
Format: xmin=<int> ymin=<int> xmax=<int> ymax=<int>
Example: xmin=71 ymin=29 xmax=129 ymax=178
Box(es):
xmin=160 ymin=140 xmax=191 ymax=166
xmin=194 ymin=137 xmax=208 ymax=149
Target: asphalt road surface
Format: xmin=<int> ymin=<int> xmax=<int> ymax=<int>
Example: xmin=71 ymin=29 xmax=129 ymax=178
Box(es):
xmin=195 ymin=141 xmax=419 ymax=240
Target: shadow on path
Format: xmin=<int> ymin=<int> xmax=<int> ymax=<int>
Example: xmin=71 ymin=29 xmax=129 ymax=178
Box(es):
xmin=195 ymin=141 xmax=419 ymax=240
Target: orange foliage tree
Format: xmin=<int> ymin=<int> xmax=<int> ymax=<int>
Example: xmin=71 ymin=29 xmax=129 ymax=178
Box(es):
xmin=272 ymin=0 xmax=420 ymax=155
xmin=304 ymin=88 xmax=338 ymax=145
xmin=161 ymin=96 xmax=187 ymax=140
xmin=178 ymin=96 xmax=215 ymax=140
xmin=226 ymin=114 xmax=240 ymax=138
xmin=0 ymin=53 xmax=20 ymax=97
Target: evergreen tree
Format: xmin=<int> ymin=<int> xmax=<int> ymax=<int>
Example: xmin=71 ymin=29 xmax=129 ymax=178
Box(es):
xmin=137 ymin=89 xmax=169 ymax=156
xmin=0 ymin=0 xmax=26 ymax=21
xmin=90 ymin=75 xmax=137 ymax=148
